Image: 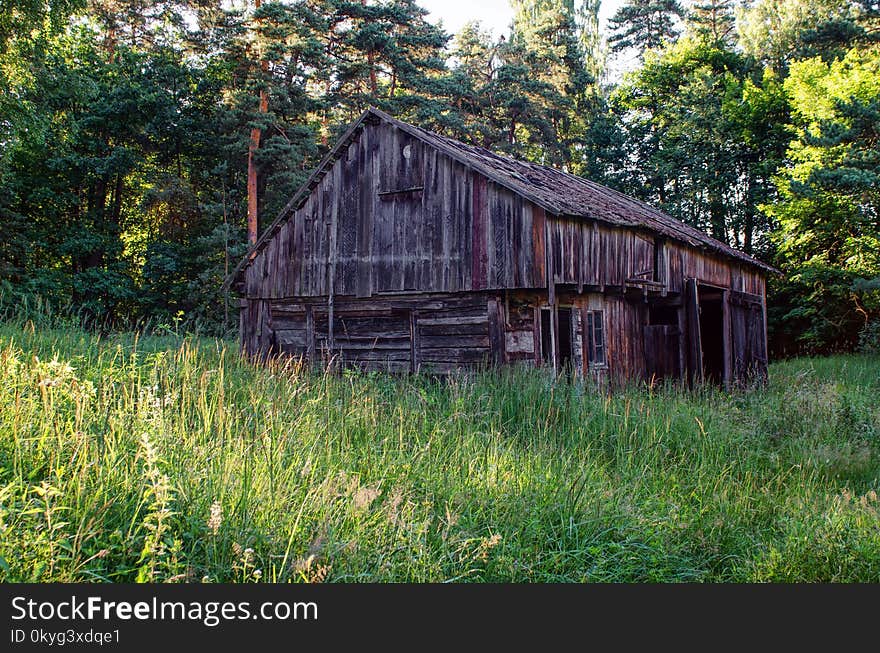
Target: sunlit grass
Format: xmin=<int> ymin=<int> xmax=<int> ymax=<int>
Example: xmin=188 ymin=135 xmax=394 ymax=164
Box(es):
xmin=1 ymin=321 xmax=878 ymax=582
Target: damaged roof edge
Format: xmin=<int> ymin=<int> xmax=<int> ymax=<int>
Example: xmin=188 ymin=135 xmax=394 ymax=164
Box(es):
xmin=224 ymin=107 xmax=777 ymax=292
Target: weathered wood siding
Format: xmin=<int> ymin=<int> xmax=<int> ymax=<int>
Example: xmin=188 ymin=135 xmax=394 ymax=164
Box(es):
xmin=239 ymin=118 xmax=770 ymax=385
xmin=265 ymin=292 xmax=494 ymax=374
xmin=242 ymin=118 xmax=764 ymax=307
xmin=729 ymin=289 xmax=768 ymax=382
xmin=547 ymin=218 xmax=654 ymax=288
xmin=243 ymin=120 xmax=549 ymax=301
xmin=665 ymin=241 xmax=765 ymax=295
xmin=603 ymin=295 xmax=647 ymax=385
xmin=240 ymin=298 xmax=272 ymax=359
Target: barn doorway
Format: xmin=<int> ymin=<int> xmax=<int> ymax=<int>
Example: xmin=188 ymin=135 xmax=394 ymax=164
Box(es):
xmin=697 ymin=285 xmax=725 ymax=383
xmin=557 ymin=308 xmax=573 ymax=370
xmin=644 ymin=304 xmax=680 ymax=382
xmin=538 ymin=307 xmax=572 ymax=372
xmin=684 ymin=278 xmax=728 ymax=385
xmin=540 ymin=308 xmax=553 ymax=367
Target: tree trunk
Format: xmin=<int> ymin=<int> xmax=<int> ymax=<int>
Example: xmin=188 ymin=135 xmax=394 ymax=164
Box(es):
xmin=368 ymin=50 xmax=378 ymax=95
xmin=247 ymin=0 xmax=268 ymax=247
xmin=111 ymin=172 xmax=123 ymax=231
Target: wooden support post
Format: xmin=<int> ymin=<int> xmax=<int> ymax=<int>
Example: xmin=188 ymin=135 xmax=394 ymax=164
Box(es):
xmin=305 ymin=304 xmax=315 ymax=362
xmin=533 ymin=305 xmax=542 ymax=367
xmin=410 ymin=310 xmax=420 ymax=373
xmin=684 ymin=277 xmax=703 ymax=386
xmin=722 ymin=289 xmax=732 ymax=388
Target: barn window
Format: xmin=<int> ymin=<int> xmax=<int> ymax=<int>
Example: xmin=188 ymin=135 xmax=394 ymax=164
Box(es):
xmin=585 ymin=310 xmax=606 ymax=366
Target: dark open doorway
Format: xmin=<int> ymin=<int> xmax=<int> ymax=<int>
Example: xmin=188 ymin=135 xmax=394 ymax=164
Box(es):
xmin=557 ymin=308 xmax=572 ymax=371
xmin=540 ymin=308 xmax=553 ymax=367
xmin=645 ymin=304 xmax=680 ymax=382
xmin=698 ymin=285 xmax=725 ymax=383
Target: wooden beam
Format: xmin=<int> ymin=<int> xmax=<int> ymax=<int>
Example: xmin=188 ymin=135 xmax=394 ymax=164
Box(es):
xmin=410 ymin=310 xmax=420 ymax=373
xmin=722 ymin=289 xmax=732 ymax=388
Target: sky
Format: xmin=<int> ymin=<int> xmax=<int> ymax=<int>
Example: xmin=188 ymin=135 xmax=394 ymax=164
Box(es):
xmin=417 ymin=0 xmax=623 ymax=40
xmin=416 ymin=0 xmax=632 ymax=80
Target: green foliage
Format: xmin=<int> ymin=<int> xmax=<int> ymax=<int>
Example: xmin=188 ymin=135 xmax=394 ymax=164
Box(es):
xmin=858 ymin=320 xmax=880 ymax=353
xmin=1 ymin=0 xmax=878 ymax=359
xmin=1 ymin=323 xmax=878 ymax=582
xmin=607 ymin=0 xmax=685 ymax=58
xmin=766 ymin=47 xmax=880 ymax=353
xmin=736 ymin=0 xmax=877 ymax=71
xmin=610 ymin=38 xmax=788 ymax=253
xmin=443 ymin=2 xmax=608 ymax=172
xmin=686 ymin=0 xmax=736 ymax=46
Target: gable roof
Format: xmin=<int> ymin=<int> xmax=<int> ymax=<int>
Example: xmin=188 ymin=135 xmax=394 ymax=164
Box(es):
xmin=226 ymin=107 xmax=775 ymax=290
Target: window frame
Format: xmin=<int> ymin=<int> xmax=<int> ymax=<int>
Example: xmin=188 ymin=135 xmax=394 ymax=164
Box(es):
xmin=585 ymin=309 xmax=606 ymax=368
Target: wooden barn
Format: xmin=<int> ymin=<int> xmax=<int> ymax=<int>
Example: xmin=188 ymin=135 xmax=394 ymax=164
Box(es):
xmin=226 ymin=108 xmax=774 ymax=386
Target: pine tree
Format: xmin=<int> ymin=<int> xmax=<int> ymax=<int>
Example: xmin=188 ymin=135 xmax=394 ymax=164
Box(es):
xmin=736 ymin=0 xmax=872 ymax=70
xmin=316 ymin=0 xmax=450 ymax=127
xmin=607 ymin=0 xmax=685 ymax=58
xmin=508 ymin=0 xmax=602 ymax=168
xmin=575 ymin=0 xmax=604 ymax=80
xmin=687 ymin=0 xmax=736 ymax=46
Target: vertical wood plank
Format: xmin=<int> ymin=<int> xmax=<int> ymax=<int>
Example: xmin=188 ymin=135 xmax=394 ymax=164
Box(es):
xmin=357 ymin=126 xmax=373 ymax=297
xmin=533 ymin=205 xmax=546 ymax=286
xmin=685 ymin=278 xmax=703 ymax=385
xmin=487 ymin=297 xmax=505 ymax=365
xmin=306 ymin=304 xmax=315 ymax=362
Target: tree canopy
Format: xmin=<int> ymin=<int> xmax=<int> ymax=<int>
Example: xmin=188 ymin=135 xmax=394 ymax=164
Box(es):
xmin=0 ymin=0 xmax=877 ymax=353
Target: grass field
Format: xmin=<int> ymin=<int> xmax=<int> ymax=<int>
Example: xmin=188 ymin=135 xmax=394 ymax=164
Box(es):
xmin=1 ymin=321 xmax=879 ymax=582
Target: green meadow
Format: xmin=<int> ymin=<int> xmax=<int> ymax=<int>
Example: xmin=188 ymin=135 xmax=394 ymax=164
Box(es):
xmin=1 ymin=322 xmax=878 ymax=582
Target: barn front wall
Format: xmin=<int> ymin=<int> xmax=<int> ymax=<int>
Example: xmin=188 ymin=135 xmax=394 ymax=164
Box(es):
xmin=241 ymin=276 xmax=767 ymax=387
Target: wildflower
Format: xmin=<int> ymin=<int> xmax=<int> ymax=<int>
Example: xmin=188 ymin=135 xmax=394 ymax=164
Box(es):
xmin=253 ymin=569 xmax=262 ymax=581
xmin=207 ymin=501 xmax=223 ymax=535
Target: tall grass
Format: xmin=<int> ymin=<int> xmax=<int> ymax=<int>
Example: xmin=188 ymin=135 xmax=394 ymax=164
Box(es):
xmin=1 ymin=320 xmax=878 ymax=582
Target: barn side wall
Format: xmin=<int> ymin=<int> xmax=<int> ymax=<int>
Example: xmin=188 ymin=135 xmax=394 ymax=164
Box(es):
xmin=251 ymin=288 xmax=652 ymax=384
xmin=242 ymin=279 xmax=767 ymax=386
xmin=546 ymin=217 xmax=766 ymax=295
xmin=263 ymin=292 xmax=496 ymax=374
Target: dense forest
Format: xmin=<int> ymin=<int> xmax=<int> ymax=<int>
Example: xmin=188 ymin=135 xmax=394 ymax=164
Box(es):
xmin=0 ymin=0 xmax=877 ymax=355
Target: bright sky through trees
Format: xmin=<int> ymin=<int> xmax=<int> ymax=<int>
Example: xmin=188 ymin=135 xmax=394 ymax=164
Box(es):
xmin=418 ymin=0 xmax=622 ymax=37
